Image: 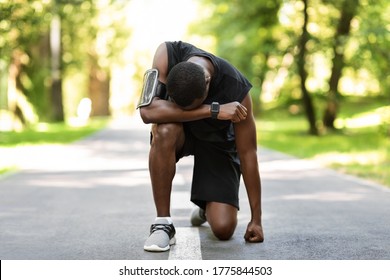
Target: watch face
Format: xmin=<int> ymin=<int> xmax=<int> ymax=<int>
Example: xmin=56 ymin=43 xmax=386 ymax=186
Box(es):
xmin=211 ymin=103 xmax=219 ymax=112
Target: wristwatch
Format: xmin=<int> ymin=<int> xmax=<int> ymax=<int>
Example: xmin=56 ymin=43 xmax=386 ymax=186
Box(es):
xmin=210 ymin=102 xmax=220 ymax=119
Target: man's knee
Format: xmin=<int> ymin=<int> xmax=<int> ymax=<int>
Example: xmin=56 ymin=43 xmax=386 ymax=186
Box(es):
xmin=209 ymin=219 xmax=237 ymax=240
xmin=151 ymin=123 xmax=183 ymax=148
xmin=206 ymin=202 xmax=238 ymax=241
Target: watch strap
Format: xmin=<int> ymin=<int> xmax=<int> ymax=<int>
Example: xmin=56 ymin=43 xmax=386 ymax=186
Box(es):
xmin=211 ymin=102 xmax=219 ymax=119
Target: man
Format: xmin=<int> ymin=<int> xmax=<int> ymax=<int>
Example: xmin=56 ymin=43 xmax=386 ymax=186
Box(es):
xmin=139 ymin=41 xmax=264 ymax=252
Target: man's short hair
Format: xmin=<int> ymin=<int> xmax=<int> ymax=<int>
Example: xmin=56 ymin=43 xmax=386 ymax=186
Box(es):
xmin=166 ymin=61 xmax=207 ymax=108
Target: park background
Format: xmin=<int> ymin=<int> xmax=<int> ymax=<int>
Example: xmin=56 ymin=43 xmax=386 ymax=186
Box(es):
xmin=0 ymin=0 xmax=389 ymax=186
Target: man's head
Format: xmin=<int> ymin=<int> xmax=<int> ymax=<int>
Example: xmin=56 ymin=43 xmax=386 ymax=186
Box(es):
xmin=166 ymin=61 xmax=209 ymax=110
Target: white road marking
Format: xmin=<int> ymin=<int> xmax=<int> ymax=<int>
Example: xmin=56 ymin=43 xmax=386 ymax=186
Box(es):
xmin=169 ymin=190 xmax=202 ymax=260
xmin=169 ymin=227 xmax=202 ymax=260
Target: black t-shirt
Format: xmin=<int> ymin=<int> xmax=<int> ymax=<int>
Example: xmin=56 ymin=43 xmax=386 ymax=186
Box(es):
xmin=165 ymin=41 xmax=252 ymax=142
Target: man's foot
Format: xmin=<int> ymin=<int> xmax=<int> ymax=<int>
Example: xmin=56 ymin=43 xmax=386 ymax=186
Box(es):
xmin=190 ymin=207 xmax=207 ymax=226
xmin=144 ymin=219 xmax=176 ymax=252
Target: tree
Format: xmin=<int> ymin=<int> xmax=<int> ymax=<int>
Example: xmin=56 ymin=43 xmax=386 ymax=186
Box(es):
xmin=0 ymin=1 xmax=52 ymax=125
xmin=50 ymin=10 xmax=64 ymax=122
xmin=297 ymin=0 xmax=318 ymax=135
xmin=323 ymin=0 xmax=360 ymax=129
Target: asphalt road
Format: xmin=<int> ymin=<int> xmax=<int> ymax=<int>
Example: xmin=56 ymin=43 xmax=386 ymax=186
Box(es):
xmin=0 ymin=116 xmax=389 ymax=260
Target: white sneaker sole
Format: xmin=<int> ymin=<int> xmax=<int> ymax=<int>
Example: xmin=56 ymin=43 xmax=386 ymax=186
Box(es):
xmin=144 ymin=237 xmax=176 ymax=252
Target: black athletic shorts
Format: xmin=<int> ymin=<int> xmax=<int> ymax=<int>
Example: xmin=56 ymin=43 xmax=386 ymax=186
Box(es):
xmin=177 ymin=126 xmax=241 ymax=210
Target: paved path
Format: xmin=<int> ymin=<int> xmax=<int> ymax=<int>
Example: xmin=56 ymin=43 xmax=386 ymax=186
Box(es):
xmin=0 ymin=116 xmax=389 ymax=260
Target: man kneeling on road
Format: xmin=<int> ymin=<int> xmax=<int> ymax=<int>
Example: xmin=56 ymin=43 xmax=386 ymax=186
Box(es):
xmin=138 ymin=41 xmax=264 ymax=252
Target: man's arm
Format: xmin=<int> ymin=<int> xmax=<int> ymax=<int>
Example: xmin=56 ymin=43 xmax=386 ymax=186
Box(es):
xmin=234 ymin=94 xmax=264 ymax=242
xmin=141 ymin=98 xmax=248 ymax=124
xmin=140 ymin=98 xmax=212 ymax=124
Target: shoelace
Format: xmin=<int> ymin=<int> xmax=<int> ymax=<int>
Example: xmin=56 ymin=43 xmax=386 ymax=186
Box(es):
xmin=150 ymin=224 xmax=175 ymax=238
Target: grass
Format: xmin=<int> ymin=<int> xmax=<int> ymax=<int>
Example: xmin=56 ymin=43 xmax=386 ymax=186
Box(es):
xmin=257 ymin=97 xmax=390 ymax=187
xmin=0 ymin=167 xmax=16 ymax=176
xmin=0 ymin=117 xmax=109 ymax=147
xmin=0 ymin=117 xmax=109 ymax=175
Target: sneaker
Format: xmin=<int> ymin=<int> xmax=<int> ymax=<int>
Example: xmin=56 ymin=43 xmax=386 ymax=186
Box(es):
xmin=144 ymin=219 xmax=176 ymax=252
xmin=190 ymin=207 xmax=207 ymax=226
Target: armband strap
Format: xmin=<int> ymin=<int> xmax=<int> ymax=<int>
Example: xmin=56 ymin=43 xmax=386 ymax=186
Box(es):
xmin=155 ymin=81 xmax=168 ymax=100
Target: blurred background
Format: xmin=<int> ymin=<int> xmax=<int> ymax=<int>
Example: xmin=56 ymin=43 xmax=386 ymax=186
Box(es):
xmin=0 ymin=0 xmax=389 ymax=185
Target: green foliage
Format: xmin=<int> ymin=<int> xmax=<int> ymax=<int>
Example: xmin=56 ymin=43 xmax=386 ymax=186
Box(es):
xmin=0 ymin=1 xmax=51 ymax=57
xmin=350 ymin=0 xmax=390 ymax=96
xmin=59 ymin=0 xmax=130 ymax=73
xmin=204 ymin=0 xmax=281 ymax=58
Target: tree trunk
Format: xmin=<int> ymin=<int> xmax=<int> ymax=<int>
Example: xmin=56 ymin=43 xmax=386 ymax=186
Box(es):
xmin=253 ymin=52 xmax=269 ymax=116
xmin=323 ymin=0 xmax=359 ymax=129
xmin=88 ymin=54 xmax=110 ymax=117
xmin=0 ymin=59 xmax=8 ymax=111
xmin=298 ymin=0 xmax=318 ymax=135
xmin=7 ymin=50 xmax=25 ymax=127
xmin=50 ymin=14 xmax=64 ymax=122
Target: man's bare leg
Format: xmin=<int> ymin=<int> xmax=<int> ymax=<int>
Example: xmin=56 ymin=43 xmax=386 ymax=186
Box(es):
xmin=149 ymin=123 xmax=185 ymax=217
xmin=144 ymin=123 xmax=185 ymax=252
xmin=206 ymin=202 xmax=238 ymax=240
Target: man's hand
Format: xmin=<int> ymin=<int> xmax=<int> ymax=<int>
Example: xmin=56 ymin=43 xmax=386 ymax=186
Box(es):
xmin=244 ymin=221 xmax=264 ymax=243
xmin=218 ymin=102 xmax=247 ymax=123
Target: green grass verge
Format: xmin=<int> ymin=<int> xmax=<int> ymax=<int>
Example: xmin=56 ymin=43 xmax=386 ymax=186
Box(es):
xmin=0 ymin=117 xmax=109 ymax=175
xmin=0 ymin=167 xmax=17 ymax=176
xmin=257 ymin=98 xmax=389 ymax=187
xmin=0 ymin=117 xmax=109 ymax=147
